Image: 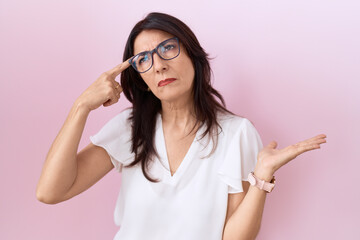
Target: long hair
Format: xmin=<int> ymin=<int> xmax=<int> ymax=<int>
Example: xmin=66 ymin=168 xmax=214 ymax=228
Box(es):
xmin=120 ymin=12 xmax=233 ymax=182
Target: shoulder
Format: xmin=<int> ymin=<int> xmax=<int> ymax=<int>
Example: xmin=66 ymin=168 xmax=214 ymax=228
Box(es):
xmin=217 ymin=112 xmax=255 ymax=135
xmin=107 ymin=108 xmax=132 ymax=125
xmin=115 ymin=107 xmax=132 ymax=121
xmin=96 ymin=108 xmax=133 ymax=133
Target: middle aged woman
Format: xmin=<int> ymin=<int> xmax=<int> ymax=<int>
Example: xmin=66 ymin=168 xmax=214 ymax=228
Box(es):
xmin=36 ymin=12 xmax=327 ymax=240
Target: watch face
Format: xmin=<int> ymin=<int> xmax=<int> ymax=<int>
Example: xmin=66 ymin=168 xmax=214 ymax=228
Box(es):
xmin=248 ymin=173 xmax=256 ymax=185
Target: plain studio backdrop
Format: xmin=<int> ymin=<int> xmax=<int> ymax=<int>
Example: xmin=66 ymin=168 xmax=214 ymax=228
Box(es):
xmin=0 ymin=0 xmax=359 ymax=239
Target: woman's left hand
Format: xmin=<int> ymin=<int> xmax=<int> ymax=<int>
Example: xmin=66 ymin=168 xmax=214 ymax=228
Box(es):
xmin=254 ymin=134 xmax=327 ymax=180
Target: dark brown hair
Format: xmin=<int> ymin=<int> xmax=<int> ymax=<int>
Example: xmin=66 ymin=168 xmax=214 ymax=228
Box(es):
xmin=120 ymin=12 xmax=233 ymax=182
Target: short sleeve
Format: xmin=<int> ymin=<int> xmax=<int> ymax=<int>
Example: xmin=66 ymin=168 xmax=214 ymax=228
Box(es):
xmin=218 ymin=118 xmax=263 ymax=194
xmin=89 ymin=108 xmax=134 ymax=173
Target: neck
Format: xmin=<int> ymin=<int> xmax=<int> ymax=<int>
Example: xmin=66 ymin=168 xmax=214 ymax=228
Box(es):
xmin=160 ymin=96 xmax=197 ymax=133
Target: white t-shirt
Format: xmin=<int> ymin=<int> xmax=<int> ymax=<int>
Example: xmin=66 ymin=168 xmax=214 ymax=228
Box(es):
xmin=90 ymin=108 xmax=263 ymax=240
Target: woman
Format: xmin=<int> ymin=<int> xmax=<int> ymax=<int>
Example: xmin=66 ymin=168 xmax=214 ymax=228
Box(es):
xmin=36 ymin=12 xmax=327 ymax=240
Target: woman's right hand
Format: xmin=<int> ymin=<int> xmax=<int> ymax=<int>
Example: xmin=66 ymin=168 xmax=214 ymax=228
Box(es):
xmin=76 ymin=59 xmax=131 ymax=112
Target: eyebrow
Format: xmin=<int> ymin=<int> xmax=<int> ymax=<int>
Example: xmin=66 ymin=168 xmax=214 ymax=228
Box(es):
xmin=134 ymin=50 xmax=150 ymax=56
xmin=134 ymin=42 xmax=158 ymax=56
xmin=134 ymin=37 xmax=174 ymax=56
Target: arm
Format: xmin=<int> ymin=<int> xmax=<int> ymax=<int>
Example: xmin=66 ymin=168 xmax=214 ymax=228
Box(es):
xmin=222 ymin=170 xmax=273 ymax=240
xmin=36 ymin=60 xmax=130 ymax=204
xmin=223 ymin=134 xmax=327 ymax=240
xmin=36 ymin=101 xmax=114 ymax=204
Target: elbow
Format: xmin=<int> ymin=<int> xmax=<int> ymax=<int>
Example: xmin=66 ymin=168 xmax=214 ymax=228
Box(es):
xmin=223 ymin=224 xmax=261 ymax=240
xmin=36 ymin=188 xmax=62 ymax=205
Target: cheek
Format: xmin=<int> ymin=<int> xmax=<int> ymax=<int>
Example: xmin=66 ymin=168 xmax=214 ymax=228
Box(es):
xmin=176 ymin=53 xmax=195 ymax=78
xmin=139 ymin=74 xmax=153 ymax=87
xmin=182 ymin=60 xmax=195 ymax=83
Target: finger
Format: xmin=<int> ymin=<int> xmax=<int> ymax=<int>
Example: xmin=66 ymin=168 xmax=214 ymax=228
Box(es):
xmin=297 ymin=143 xmax=322 ymax=154
xmin=113 ymin=81 xmax=122 ymax=92
xmin=107 ymin=58 xmax=132 ymax=78
xmin=282 ymin=139 xmax=323 ymax=157
xmin=116 ymin=88 xmax=121 ymax=97
xmin=297 ymin=136 xmax=327 ymax=148
xmin=103 ymin=91 xmax=120 ymax=107
xmin=115 ymin=84 xmax=123 ymax=93
xmin=266 ymin=141 xmax=278 ymax=149
xmin=293 ymin=139 xmax=326 ymax=155
xmin=104 ymin=98 xmax=118 ymax=107
xmin=304 ymin=134 xmax=327 ymax=143
xmin=110 ymin=87 xmax=120 ymax=100
xmin=293 ymin=134 xmax=327 ymax=147
xmin=313 ymin=138 xmax=327 ymax=145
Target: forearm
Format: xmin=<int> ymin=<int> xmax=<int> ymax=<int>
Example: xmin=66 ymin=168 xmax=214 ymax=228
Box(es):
xmin=222 ymin=133 xmax=326 ymax=239
xmin=36 ymin=100 xmax=90 ymax=203
xmin=223 ymin=170 xmax=273 ymax=240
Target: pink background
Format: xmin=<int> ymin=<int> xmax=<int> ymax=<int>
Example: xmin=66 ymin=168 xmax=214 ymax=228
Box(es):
xmin=1 ymin=0 xmax=359 ymax=239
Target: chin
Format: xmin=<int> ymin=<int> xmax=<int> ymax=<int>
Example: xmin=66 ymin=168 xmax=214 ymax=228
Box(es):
xmin=156 ymin=89 xmax=193 ymax=104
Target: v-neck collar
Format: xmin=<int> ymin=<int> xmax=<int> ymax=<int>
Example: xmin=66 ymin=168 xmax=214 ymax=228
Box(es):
xmin=155 ymin=113 xmax=204 ymax=184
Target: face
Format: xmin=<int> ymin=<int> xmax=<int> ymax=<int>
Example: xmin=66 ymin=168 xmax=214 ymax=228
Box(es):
xmin=133 ymin=29 xmax=195 ymax=103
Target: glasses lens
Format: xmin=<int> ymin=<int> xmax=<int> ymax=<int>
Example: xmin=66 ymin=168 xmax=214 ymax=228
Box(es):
xmin=158 ymin=38 xmax=180 ymax=60
xmin=130 ymin=38 xmax=180 ymax=73
xmin=132 ymin=52 xmax=152 ymax=73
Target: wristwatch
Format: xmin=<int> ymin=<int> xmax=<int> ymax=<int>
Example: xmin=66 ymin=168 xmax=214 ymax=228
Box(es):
xmin=247 ymin=172 xmax=276 ymax=193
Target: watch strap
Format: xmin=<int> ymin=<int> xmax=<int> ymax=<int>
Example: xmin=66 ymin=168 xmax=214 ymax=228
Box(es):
xmin=250 ymin=172 xmax=276 ymax=193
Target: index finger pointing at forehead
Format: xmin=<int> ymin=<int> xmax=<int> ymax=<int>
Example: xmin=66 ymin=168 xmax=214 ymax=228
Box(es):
xmin=107 ymin=58 xmax=131 ymax=77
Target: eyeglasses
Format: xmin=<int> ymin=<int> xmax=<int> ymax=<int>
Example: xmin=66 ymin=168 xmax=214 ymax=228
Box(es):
xmin=128 ymin=37 xmax=180 ymax=73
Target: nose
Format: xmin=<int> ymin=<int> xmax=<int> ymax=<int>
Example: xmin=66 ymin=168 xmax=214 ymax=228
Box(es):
xmin=152 ymin=52 xmax=168 ymax=73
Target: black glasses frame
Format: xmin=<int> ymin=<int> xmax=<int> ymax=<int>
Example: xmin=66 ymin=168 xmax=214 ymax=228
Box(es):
xmin=128 ymin=37 xmax=180 ymax=73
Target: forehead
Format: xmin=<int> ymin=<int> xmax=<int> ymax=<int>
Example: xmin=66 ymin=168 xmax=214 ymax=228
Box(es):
xmin=133 ymin=29 xmax=175 ymax=55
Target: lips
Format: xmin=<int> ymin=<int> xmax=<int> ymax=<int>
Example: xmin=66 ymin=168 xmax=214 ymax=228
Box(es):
xmin=158 ymin=78 xmax=177 ymax=87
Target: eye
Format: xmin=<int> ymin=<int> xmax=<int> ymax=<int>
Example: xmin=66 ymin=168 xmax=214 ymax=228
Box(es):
xmin=165 ymin=44 xmax=175 ymax=51
xmin=162 ymin=44 xmax=175 ymax=52
xmin=138 ymin=54 xmax=149 ymax=64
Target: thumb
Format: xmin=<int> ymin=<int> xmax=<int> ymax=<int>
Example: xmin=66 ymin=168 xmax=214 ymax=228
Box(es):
xmin=266 ymin=140 xmax=278 ymax=149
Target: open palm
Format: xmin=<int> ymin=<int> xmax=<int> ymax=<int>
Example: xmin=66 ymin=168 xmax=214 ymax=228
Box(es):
xmin=257 ymin=134 xmax=327 ymax=174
